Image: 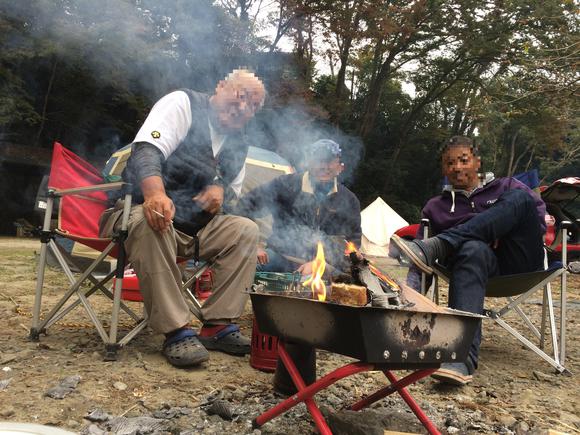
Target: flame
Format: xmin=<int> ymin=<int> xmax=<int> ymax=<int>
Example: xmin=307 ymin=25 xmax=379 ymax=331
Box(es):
xmin=369 ymin=264 xmax=400 ymax=291
xmin=303 ymin=242 xmax=326 ymax=301
xmin=344 ymin=241 xmax=357 ymax=255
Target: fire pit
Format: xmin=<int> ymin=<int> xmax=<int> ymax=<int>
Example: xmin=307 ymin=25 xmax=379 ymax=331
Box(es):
xmin=251 ymin=291 xmax=479 ymax=367
xmin=250 ymin=242 xmax=482 ymax=435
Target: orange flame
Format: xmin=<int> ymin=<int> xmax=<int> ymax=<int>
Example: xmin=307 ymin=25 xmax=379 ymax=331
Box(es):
xmin=344 ymin=241 xmax=400 ymax=291
xmin=303 ymin=242 xmax=326 ymax=301
xmin=344 ymin=241 xmax=357 ymax=255
xmin=369 ymin=264 xmax=400 ymax=291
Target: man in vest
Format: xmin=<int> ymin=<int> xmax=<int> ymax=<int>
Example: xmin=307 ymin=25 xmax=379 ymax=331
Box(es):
xmin=100 ymin=69 xmax=266 ymax=368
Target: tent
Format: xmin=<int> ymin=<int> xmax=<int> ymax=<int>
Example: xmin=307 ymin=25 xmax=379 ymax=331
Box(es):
xmin=242 ymin=146 xmax=294 ymax=194
xmin=360 ymin=197 xmax=408 ymax=257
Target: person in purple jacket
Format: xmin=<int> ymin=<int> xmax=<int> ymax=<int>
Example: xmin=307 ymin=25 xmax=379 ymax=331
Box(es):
xmin=391 ymin=135 xmax=546 ymax=386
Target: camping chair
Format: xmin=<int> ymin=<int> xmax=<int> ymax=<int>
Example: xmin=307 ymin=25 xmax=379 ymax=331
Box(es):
xmin=417 ymin=218 xmax=572 ymax=374
xmin=30 ymin=142 xmax=208 ymax=360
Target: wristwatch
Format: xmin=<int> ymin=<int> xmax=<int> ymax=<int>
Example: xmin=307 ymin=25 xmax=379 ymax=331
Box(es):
xmin=212 ymin=175 xmax=227 ymax=188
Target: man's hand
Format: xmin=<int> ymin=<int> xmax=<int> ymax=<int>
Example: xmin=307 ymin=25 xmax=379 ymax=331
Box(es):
xmin=297 ymin=261 xmax=313 ymax=276
xmin=257 ymin=247 xmax=269 ymax=265
xmin=141 ymin=176 xmax=175 ymax=232
xmin=193 ymin=185 xmax=224 ymax=214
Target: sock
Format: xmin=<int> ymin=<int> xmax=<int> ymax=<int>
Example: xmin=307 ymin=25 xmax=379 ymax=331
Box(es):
xmin=199 ymin=324 xmax=229 ymax=337
xmin=164 ymin=325 xmax=193 ymax=340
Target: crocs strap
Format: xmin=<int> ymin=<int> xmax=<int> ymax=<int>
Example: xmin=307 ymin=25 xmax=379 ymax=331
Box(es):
xmin=211 ymin=324 xmax=240 ymax=341
xmin=164 ymin=328 xmax=196 ymax=347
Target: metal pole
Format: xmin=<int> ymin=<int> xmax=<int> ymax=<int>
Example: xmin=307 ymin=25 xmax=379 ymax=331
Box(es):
xmin=560 ymin=223 xmax=569 ymax=364
xmin=31 ymin=195 xmax=54 ymax=338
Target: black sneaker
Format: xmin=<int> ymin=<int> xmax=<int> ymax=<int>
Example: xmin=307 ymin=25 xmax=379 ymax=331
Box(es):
xmin=390 ymin=235 xmax=433 ymax=274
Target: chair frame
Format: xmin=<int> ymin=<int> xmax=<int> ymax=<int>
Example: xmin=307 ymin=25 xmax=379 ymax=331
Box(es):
xmin=420 ymin=219 xmax=572 ymax=375
xmin=30 ymin=182 xmax=209 ymax=360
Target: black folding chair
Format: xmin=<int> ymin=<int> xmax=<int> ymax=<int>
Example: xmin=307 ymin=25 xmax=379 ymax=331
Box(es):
xmin=420 ymin=219 xmax=572 ymax=374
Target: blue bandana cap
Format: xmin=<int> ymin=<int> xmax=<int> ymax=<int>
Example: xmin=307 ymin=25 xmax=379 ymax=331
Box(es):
xmin=308 ymin=139 xmax=342 ymax=162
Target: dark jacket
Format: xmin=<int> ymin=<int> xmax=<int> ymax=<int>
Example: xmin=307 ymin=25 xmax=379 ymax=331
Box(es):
xmin=418 ymin=176 xmax=547 ymax=238
xmin=123 ymin=90 xmax=249 ymax=235
xmin=237 ymin=172 xmax=362 ymax=266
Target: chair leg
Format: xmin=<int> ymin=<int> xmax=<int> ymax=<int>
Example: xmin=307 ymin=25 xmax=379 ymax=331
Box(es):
xmin=545 ymin=284 xmax=560 ymax=363
xmin=560 ymin=267 xmax=567 ymax=364
xmin=181 ymin=262 xmax=211 ymax=321
xmin=510 ymin=297 xmax=541 ymax=340
xmin=540 ymin=285 xmax=548 ymax=350
xmin=31 ymin=197 xmax=55 ymax=341
xmin=31 ymin=240 xmax=49 ymax=340
xmin=489 ymin=314 xmax=568 ymax=374
xmin=108 ymin=239 xmax=126 ymax=351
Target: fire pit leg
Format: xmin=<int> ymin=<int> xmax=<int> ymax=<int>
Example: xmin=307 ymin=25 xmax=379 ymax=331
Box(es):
xmin=252 ymin=342 xmax=372 ymax=434
xmin=384 ymin=370 xmax=440 ymax=435
xmin=348 ymin=369 xmax=440 ymax=435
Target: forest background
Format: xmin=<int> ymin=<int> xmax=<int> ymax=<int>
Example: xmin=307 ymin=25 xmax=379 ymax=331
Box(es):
xmin=0 ymin=0 xmax=578 ymax=234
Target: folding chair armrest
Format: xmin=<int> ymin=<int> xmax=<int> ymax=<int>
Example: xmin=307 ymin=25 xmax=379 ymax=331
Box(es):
xmin=559 ymin=220 xmax=573 ymax=230
xmin=420 ymin=219 xmax=431 ymax=238
xmin=50 ymin=182 xmax=130 ymax=196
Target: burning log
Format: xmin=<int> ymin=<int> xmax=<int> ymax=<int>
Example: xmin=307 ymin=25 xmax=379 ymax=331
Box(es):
xmin=343 ymin=241 xmax=401 ymax=307
xmin=328 ymin=283 xmax=367 ymax=306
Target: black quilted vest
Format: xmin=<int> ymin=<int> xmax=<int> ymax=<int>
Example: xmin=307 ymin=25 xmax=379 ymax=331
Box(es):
xmin=124 ymin=89 xmax=249 ymax=235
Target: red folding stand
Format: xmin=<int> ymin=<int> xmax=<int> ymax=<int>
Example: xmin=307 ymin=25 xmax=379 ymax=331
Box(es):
xmin=253 ymin=342 xmax=441 ymax=435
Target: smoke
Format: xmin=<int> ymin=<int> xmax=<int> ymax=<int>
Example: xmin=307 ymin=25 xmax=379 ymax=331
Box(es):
xmin=1 ymin=0 xmax=366 ymax=249
xmin=0 ymin=1 xmax=230 ymax=96
xmin=1 ymin=0 xmax=364 ymax=168
xmin=249 ymin=101 xmax=363 ymax=186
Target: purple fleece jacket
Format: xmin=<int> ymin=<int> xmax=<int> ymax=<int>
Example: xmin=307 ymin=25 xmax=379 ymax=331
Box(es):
xmin=417 ymin=176 xmax=547 ymax=238
xmin=407 ymin=177 xmax=546 ymax=291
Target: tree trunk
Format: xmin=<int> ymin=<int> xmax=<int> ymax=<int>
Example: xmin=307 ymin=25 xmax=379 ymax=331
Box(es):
xmin=34 ymin=58 xmax=58 ymax=147
xmin=334 ymin=3 xmax=361 ymax=102
xmin=359 ymin=62 xmax=391 ymax=139
xmin=506 ymin=130 xmax=519 ymax=177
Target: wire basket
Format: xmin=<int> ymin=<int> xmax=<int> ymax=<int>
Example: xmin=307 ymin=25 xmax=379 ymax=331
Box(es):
xmin=254 ymin=272 xmax=301 ymax=292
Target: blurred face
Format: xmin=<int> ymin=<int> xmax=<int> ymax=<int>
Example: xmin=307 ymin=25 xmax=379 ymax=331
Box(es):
xmin=210 ymin=77 xmax=265 ymax=131
xmin=308 ymin=157 xmax=343 ymax=183
xmin=442 ymin=145 xmax=481 ymax=190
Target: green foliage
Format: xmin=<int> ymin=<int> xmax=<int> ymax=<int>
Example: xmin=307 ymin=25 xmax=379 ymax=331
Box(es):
xmin=0 ymin=0 xmax=577 ymax=230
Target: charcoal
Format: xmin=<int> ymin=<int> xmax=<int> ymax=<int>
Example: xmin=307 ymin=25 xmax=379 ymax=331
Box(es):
xmin=205 ymin=399 xmax=236 ymax=421
xmin=45 ymin=375 xmax=81 ymax=399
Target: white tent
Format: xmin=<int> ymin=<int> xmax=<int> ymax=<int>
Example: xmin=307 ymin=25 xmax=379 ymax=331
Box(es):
xmin=360 ymin=197 xmax=408 ymax=257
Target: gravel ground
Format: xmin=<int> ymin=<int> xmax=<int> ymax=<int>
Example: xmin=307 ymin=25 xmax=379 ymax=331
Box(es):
xmin=0 ymin=237 xmax=578 ymax=434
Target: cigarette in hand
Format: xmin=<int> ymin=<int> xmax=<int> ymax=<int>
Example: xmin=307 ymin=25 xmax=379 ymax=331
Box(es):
xmin=152 ymin=209 xmax=173 ymax=224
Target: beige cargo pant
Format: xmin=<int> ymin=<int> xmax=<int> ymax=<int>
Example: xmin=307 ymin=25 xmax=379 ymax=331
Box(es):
xmin=100 ymin=204 xmax=258 ymax=334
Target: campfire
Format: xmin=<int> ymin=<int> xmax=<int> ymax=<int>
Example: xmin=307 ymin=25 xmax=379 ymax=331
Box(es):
xmin=299 ymin=240 xmax=402 ymax=308
xmin=253 ymin=240 xmax=405 ymax=309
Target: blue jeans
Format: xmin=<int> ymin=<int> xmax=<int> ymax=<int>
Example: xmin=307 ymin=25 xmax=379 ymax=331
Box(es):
xmin=437 ymin=189 xmax=545 ymax=371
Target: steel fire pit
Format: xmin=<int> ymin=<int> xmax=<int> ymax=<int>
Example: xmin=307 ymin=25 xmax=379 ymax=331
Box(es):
xmin=250 ymin=290 xmax=481 ymax=367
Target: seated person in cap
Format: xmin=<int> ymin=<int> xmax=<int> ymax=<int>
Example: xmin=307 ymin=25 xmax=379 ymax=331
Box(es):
xmin=390 ymin=135 xmax=546 ymax=386
xmin=100 ymin=69 xmax=265 ymax=368
xmin=237 ymin=139 xmax=362 ymax=275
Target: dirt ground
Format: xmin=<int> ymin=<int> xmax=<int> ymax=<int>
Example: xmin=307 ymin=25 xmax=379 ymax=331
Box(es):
xmin=0 ymin=237 xmax=578 ymax=435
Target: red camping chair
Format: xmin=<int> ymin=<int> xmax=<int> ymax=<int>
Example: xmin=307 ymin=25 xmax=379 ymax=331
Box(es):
xmin=31 ymin=142 xmax=208 ymax=360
